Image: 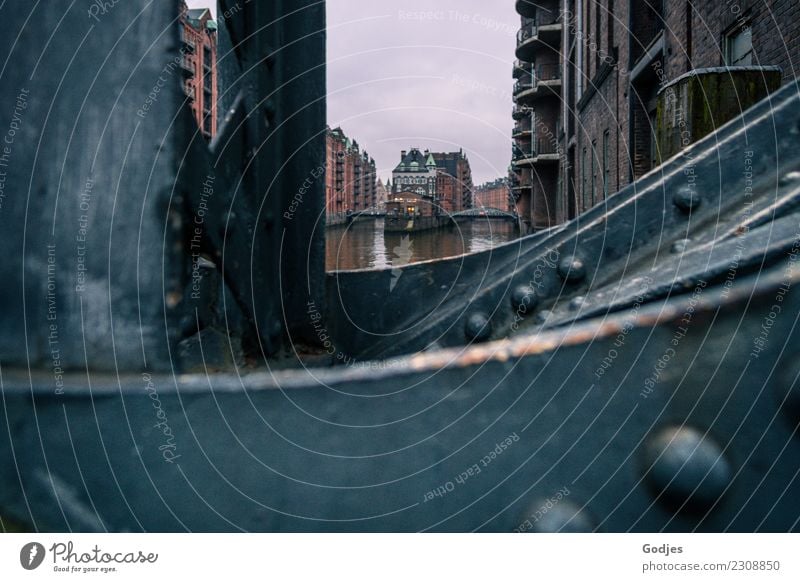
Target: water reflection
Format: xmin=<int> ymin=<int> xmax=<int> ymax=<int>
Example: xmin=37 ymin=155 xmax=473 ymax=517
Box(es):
xmin=326 ymin=218 xmax=520 ymax=271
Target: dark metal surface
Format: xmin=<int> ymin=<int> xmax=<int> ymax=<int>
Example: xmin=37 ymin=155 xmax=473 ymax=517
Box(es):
xmin=0 ymin=1 xmax=798 ymax=532
xmin=1 ymin=260 xmax=798 ymax=531
xmin=329 ymin=81 xmax=800 ymax=362
xmin=0 ymin=1 xmax=325 ymax=374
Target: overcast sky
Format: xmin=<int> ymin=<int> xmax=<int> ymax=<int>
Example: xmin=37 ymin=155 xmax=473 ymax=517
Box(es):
xmin=186 ymin=1 xmax=517 ymax=184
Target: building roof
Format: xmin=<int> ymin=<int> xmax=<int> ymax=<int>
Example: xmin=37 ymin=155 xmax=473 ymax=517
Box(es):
xmin=432 ymin=150 xmax=468 ymax=179
xmin=395 ymin=148 xmax=433 ymax=173
xmin=186 ymin=8 xmax=216 ymax=32
xmin=476 ymin=177 xmax=509 ymax=190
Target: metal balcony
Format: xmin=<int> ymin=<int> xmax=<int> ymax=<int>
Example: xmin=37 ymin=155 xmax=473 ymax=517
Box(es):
xmin=513 ymin=79 xmax=533 ymax=96
xmin=512 ymin=125 xmax=532 ymax=139
xmin=515 ymin=63 xmax=562 ymax=103
xmin=180 ymin=59 xmax=195 ymax=78
xmin=513 ymin=137 xmax=560 ymax=166
xmin=180 ymin=29 xmax=196 ymax=53
xmin=512 ymin=105 xmax=532 ymax=119
xmin=515 ymin=0 xmax=539 ymax=19
xmin=516 ymin=11 xmax=563 ymax=60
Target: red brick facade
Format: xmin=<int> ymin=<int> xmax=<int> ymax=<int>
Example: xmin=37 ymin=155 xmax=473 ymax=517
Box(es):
xmin=391 ymin=149 xmax=474 ymax=215
xmin=433 ymin=151 xmax=474 ymax=212
xmin=513 ymin=0 xmax=800 ymax=232
xmin=326 ymin=127 xmax=378 ymax=223
xmin=180 ymin=2 xmax=217 ymax=139
xmin=474 ymin=178 xmax=515 ymax=213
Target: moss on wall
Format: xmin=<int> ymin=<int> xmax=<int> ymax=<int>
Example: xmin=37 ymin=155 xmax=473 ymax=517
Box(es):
xmin=657 ymin=69 xmax=782 ymax=163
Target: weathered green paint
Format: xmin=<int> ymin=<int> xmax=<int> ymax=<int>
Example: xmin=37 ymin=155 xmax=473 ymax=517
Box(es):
xmin=657 ymin=69 xmax=782 ymax=163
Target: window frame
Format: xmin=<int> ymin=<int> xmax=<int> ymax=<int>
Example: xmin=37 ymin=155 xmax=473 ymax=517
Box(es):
xmin=724 ymin=23 xmax=753 ymax=66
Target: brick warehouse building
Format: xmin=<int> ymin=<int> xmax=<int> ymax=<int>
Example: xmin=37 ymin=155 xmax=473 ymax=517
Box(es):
xmin=180 ymin=2 xmax=217 ymax=139
xmin=513 ymin=0 xmax=800 ymax=232
xmin=391 ymin=149 xmax=474 ymax=215
xmin=433 ymin=150 xmax=474 ymax=212
xmin=326 ymin=127 xmax=378 ymax=224
xmin=474 ymin=178 xmax=516 ymax=213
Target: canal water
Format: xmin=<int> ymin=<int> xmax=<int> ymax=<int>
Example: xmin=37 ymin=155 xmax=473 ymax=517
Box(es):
xmin=326 ymin=218 xmax=521 ymax=271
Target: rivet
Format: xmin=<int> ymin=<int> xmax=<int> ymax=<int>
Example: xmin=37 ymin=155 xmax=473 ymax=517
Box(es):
xmin=558 ymin=257 xmax=586 ymax=283
xmin=642 ymin=426 xmax=732 ymax=511
xmin=671 ymin=239 xmax=691 ymax=254
xmin=521 ymin=500 xmax=594 ymax=533
xmin=673 ymin=186 xmax=700 ymax=212
xmin=511 ymin=285 xmax=538 ymax=312
xmin=569 ymin=296 xmax=586 ymax=311
xmin=465 ymin=313 xmax=491 ymax=342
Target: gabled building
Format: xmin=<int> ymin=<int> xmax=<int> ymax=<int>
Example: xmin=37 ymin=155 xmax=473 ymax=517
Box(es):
xmin=392 ymin=148 xmax=439 ymax=199
xmin=391 ymin=148 xmax=474 ymax=215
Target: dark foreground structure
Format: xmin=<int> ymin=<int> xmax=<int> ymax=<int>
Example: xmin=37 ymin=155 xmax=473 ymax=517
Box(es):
xmin=0 ymin=2 xmax=799 ymax=532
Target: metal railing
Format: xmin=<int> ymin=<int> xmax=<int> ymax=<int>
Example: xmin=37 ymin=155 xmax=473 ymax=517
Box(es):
xmin=516 ymin=64 xmax=561 ymax=96
xmin=533 ymin=62 xmax=562 ymax=84
xmin=180 ymin=29 xmax=196 ymax=52
xmin=180 ymin=58 xmax=195 ymax=77
xmin=514 ymin=79 xmax=533 ymax=94
xmin=512 ymin=124 xmax=531 ymax=138
xmin=516 ymin=11 xmax=562 ymax=44
xmin=534 ymin=137 xmax=558 ymax=156
xmin=513 ymin=104 xmax=532 ymax=118
xmin=512 ymin=134 xmax=558 ymax=160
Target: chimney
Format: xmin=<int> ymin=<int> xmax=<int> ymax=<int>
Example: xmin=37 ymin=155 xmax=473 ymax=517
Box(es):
xmin=401 ymin=150 xmax=407 ymax=160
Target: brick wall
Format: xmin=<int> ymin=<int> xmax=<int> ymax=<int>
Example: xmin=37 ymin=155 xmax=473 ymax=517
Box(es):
xmin=326 ymin=129 xmax=378 ymax=221
xmin=562 ymin=0 xmax=800 ymax=223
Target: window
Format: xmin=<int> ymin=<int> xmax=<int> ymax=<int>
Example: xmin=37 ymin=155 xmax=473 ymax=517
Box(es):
xmin=581 ymin=147 xmax=588 ymax=210
xmin=603 ymin=130 xmax=610 ymax=199
xmin=608 ymin=0 xmax=615 ymax=49
xmin=595 ymin=0 xmax=601 ymax=75
xmin=725 ymin=25 xmax=753 ymax=66
xmin=576 ymin=0 xmax=584 ymax=99
xmin=685 ymin=1 xmax=692 ymax=65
